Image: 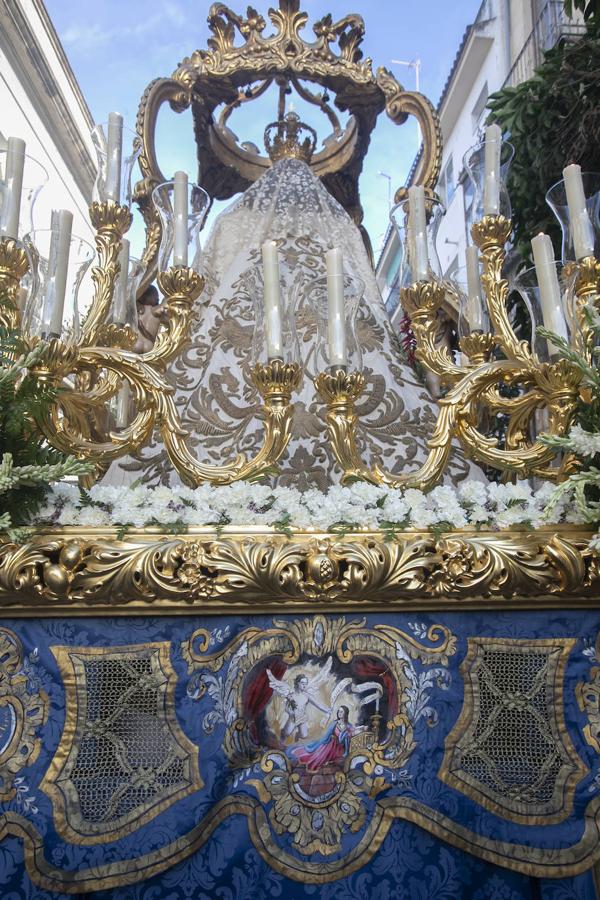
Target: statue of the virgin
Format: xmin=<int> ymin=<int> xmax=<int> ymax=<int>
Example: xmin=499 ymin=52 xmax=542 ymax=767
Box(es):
xmin=110 ymin=114 xmax=476 ymax=491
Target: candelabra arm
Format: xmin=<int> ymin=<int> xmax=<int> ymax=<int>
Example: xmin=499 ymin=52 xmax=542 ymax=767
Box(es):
xmin=315 ymin=369 xmax=381 ymax=485
xmin=157 ymin=359 xmax=303 ymax=485
xmin=567 ymin=256 xmax=600 ymax=354
xmin=80 ymin=201 xmax=132 ymax=347
xmin=316 ymin=368 xmax=458 ymax=490
xmin=401 ymin=281 xmax=467 ymax=383
xmin=140 ymin=267 xmax=205 ymax=368
xmin=471 ymin=216 xmax=531 ymax=364
xmin=0 ymin=239 xmax=29 ymax=330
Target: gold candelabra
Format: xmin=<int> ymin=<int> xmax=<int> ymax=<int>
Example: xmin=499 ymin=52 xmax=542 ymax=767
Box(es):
xmin=315 ymin=214 xmax=598 ymax=490
xmin=2 ymin=200 xmax=302 ymax=486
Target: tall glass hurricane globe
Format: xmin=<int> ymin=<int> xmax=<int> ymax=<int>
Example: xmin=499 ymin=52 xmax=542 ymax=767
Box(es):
xmin=152 ymin=181 xmax=210 ymax=273
xmin=243 ymin=264 xmax=300 ymax=367
xmin=546 ymin=173 xmax=600 ymax=263
xmin=0 ymin=151 xmax=48 ymax=239
xmin=463 ymin=138 xmax=515 ymax=235
xmin=91 ymin=123 xmax=141 ymax=208
xmin=298 ymin=270 xmax=365 ymax=374
xmin=509 ymin=263 xmax=575 ymax=362
xmin=22 ymin=230 xmax=94 ymax=340
xmin=389 ymin=196 xmax=444 ymax=289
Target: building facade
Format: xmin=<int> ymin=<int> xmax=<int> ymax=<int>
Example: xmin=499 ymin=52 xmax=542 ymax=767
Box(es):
xmin=376 ymin=0 xmax=585 ymax=328
xmin=0 ymin=0 xmax=96 ymax=240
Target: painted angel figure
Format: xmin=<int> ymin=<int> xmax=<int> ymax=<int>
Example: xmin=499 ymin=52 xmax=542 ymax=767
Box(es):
xmin=267 ymin=657 xmax=333 ymax=741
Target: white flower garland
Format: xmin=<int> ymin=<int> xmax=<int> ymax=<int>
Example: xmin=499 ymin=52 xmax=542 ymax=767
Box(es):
xmin=33 ymin=479 xmax=582 ymax=534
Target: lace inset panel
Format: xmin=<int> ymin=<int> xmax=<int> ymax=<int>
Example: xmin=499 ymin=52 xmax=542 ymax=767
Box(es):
xmin=41 ymin=643 xmax=202 ymax=844
xmin=440 ymin=638 xmax=586 ymax=824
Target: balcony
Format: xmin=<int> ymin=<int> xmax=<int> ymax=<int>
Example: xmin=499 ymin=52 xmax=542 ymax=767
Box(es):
xmin=504 ymin=0 xmax=586 ymax=88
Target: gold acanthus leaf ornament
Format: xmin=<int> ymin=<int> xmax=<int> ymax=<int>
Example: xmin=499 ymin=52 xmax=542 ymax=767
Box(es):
xmin=0 ymin=528 xmax=598 ymax=614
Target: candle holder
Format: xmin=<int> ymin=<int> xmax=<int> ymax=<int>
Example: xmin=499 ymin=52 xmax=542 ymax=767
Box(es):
xmin=454 ymin=266 xmax=495 ymax=365
xmin=0 ymin=149 xmax=48 ymax=240
xmin=22 ymin=229 xmax=94 ymax=341
xmin=510 ymin=262 xmax=576 ymax=362
xmin=300 ymin=270 xmax=365 ymax=374
xmin=152 ymin=180 xmax=210 ymax=273
xmin=390 ymin=194 xmax=444 ymax=289
xmin=463 ymin=138 xmax=515 ymax=234
xmin=546 ymin=172 xmax=600 ymax=263
xmin=91 ymin=122 xmax=141 ymax=208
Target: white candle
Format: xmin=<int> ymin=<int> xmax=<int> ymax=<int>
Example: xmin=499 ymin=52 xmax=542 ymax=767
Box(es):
xmin=407 ymin=184 xmax=429 ymax=280
xmin=42 ymin=210 xmax=73 ymax=337
xmin=106 ymin=113 xmax=123 ymax=203
xmin=173 ymin=171 xmax=188 ymax=267
xmin=114 ymin=238 xmax=130 ymax=324
xmin=116 ymin=382 xmax=131 ymax=429
xmin=483 ymin=124 xmax=502 ymax=216
xmin=531 ymin=232 xmax=568 ymax=353
xmin=465 ymin=245 xmax=484 ymax=331
xmin=261 ymin=240 xmax=283 ymax=358
xmin=1 ymin=137 xmax=26 ymax=239
xmin=563 ymin=163 xmax=595 ymax=260
xmin=326 ymin=247 xmax=347 ymax=367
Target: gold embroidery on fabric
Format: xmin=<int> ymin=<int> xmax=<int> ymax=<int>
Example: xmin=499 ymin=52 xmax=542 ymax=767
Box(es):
xmin=40 ymin=642 xmax=202 ymax=844
xmin=577 ymin=633 xmax=600 ymax=754
xmin=0 ymin=629 xmax=48 ymax=800
xmin=440 ymin=637 xmax=586 ymax=824
xmin=5 ymin=793 xmax=600 ymax=893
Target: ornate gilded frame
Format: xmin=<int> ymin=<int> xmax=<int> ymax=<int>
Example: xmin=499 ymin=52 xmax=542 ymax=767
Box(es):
xmin=0 ymin=525 xmax=599 ymax=615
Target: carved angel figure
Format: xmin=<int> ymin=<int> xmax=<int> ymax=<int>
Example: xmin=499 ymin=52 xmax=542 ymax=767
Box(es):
xmin=267 ymin=657 xmax=333 ymax=741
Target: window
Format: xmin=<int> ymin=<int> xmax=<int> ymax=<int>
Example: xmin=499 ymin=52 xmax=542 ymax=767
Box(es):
xmin=438 ymin=157 xmax=455 ymax=207
xmin=471 ymin=82 xmax=489 ymax=133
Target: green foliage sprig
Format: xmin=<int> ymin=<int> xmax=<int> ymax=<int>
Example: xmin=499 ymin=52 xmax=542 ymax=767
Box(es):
xmin=487 ymin=12 xmax=600 ymax=264
xmin=0 ymin=318 xmax=91 ymax=537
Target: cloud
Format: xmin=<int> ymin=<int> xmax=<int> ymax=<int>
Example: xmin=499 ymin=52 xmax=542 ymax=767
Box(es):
xmin=61 ymin=3 xmax=187 ymax=51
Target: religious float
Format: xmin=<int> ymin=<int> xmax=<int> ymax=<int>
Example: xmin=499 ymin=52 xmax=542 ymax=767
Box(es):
xmin=0 ymin=1 xmax=600 ymax=896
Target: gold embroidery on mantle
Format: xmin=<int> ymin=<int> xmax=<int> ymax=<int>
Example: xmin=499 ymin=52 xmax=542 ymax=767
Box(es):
xmin=577 ymin=633 xmax=600 ymax=754
xmin=40 ymin=642 xmax=202 ymax=844
xmin=440 ymin=637 xmax=586 ymax=824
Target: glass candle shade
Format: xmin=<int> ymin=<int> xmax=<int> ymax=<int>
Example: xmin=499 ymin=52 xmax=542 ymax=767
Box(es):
xmin=463 ymin=138 xmax=515 ymax=233
xmin=0 ymin=150 xmax=48 ymax=240
xmin=299 ymin=270 xmax=365 ymax=373
xmin=509 ymin=263 xmax=574 ymax=362
xmin=91 ymin=121 xmax=141 ymax=208
xmin=22 ymin=229 xmax=94 ymax=340
xmin=546 ymin=172 xmax=600 ymax=263
xmin=452 ymin=265 xmax=491 ymax=339
xmin=152 ymin=180 xmax=210 ymax=273
xmin=389 ymin=196 xmax=444 ymax=290
xmin=243 ymin=264 xmax=299 ymax=367
xmin=111 ymin=250 xmax=144 ymax=329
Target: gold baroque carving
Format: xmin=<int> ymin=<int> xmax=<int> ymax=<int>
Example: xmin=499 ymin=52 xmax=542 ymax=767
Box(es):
xmin=0 ymin=528 xmax=599 ymax=614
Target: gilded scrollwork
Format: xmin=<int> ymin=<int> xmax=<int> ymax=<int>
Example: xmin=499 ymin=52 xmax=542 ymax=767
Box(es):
xmin=0 ymin=528 xmax=599 ymax=613
xmin=0 ymin=628 xmax=48 ymax=801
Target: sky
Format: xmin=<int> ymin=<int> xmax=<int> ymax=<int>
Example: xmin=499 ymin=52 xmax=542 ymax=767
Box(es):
xmin=45 ymin=0 xmax=481 ymax=257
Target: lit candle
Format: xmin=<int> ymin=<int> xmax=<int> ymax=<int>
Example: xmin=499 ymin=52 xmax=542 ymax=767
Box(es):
xmin=1 ymin=137 xmax=25 ymax=239
xmin=326 ymin=247 xmax=347 ymax=367
xmin=407 ymin=184 xmax=429 ymax=280
xmin=531 ymin=232 xmax=568 ymax=353
xmin=261 ymin=240 xmax=283 ymax=359
xmin=106 ymin=112 xmax=123 ymax=203
xmin=114 ymin=238 xmax=130 ymax=324
xmin=563 ymin=163 xmax=595 ymax=260
xmin=465 ymin=245 xmax=484 ymax=331
xmin=483 ymin=123 xmax=502 ymax=216
xmin=41 ymin=209 xmax=73 ymax=337
xmin=173 ymin=171 xmax=188 ymax=267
